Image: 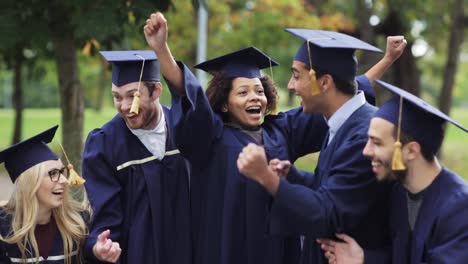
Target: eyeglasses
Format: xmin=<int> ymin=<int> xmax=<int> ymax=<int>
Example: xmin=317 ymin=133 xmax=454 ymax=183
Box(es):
xmin=47 ymin=167 xmax=69 ymax=182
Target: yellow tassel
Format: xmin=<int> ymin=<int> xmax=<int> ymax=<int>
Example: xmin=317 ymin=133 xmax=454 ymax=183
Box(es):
xmin=67 ymin=164 xmax=86 ymax=186
xmin=306 ymin=39 xmax=321 ymax=96
xmin=130 ymin=91 xmax=140 ymax=115
xmin=392 ymin=141 xmax=406 ymax=171
xmin=56 ymin=141 xmax=85 ymax=186
xmin=309 ymin=69 xmax=321 ymax=96
xmin=392 ymin=95 xmax=406 ymax=171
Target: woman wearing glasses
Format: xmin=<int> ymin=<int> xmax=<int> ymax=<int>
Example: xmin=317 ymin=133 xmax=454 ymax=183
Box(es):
xmin=0 ymin=126 xmax=119 ymax=263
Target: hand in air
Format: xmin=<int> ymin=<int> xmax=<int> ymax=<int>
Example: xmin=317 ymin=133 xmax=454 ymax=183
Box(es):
xmin=144 ymin=12 xmax=168 ymax=52
xmin=385 ymin=35 xmax=407 ymax=63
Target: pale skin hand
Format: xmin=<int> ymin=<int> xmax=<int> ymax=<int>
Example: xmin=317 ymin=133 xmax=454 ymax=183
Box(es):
xmin=93 ymin=229 xmax=122 ymax=263
xmin=317 ymin=233 xmax=364 ymax=264
xmin=364 ymin=35 xmax=407 ymax=83
xmin=144 ymin=12 xmax=168 ymax=54
xmin=268 ymin=158 xmax=291 ymax=179
xmin=143 ymin=12 xmax=184 ymax=93
xmin=237 ymin=143 xmax=280 ymax=195
xmin=384 ymin=35 xmax=407 ymax=62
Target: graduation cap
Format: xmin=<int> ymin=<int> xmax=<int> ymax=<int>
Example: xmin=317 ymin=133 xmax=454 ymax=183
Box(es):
xmin=374 ymin=80 xmax=468 ymax=170
xmin=0 ymin=126 xmax=59 ymax=183
xmin=286 ymin=28 xmax=382 ymax=95
xmin=100 ymin=50 xmax=161 ymax=114
xmin=194 ymin=46 xmax=279 ymax=79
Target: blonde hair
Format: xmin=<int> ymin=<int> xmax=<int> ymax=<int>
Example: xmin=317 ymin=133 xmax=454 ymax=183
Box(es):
xmin=0 ymin=162 xmax=91 ymax=264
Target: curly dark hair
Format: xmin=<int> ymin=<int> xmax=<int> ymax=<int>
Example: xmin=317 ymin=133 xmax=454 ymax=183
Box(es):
xmin=205 ymin=72 xmax=278 ymax=122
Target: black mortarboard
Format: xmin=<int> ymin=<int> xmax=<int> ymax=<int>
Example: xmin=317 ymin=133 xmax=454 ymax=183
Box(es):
xmin=0 ymin=126 xmax=59 ymax=182
xmin=194 ymin=46 xmax=279 ymax=78
xmin=374 ymin=80 xmax=467 ymax=168
xmin=99 ymin=50 xmax=160 ymax=86
xmin=287 ymin=28 xmax=382 ymax=81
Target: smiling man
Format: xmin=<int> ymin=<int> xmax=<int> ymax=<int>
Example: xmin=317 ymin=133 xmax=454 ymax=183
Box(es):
xmin=237 ymin=30 xmax=406 ymax=264
xmin=0 ymin=126 xmax=93 ymax=264
xmin=81 ymin=50 xmax=191 ymax=264
xmin=318 ymin=80 xmax=468 ymax=263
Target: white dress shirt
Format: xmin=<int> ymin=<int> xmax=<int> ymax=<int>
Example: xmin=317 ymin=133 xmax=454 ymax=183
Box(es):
xmin=129 ymin=106 xmax=167 ymax=160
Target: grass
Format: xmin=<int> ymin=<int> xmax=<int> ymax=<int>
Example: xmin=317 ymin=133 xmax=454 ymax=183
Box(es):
xmin=0 ymin=108 xmax=116 ymax=149
xmin=0 ymin=108 xmax=116 ymax=173
xmin=1 ymin=107 xmax=467 ymax=180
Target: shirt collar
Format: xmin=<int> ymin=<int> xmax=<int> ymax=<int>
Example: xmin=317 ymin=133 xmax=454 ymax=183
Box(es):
xmin=326 ymin=91 xmax=366 ymax=142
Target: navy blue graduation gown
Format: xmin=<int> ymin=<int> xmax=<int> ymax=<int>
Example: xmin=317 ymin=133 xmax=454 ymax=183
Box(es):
xmin=167 ymin=63 xmax=328 ymax=264
xmin=269 ymin=103 xmax=392 ymax=264
xmin=0 ymin=209 xmax=80 ymax=264
xmin=82 ymin=107 xmax=191 ymax=264
xmin=390 ymin=168 xmax=468 ymax=263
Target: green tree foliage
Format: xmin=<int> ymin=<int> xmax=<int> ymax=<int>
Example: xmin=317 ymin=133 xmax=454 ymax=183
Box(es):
xmin=0 ymin=0 xmax=174 ymax=170
xmin=164 ymin=0 xmax=350 ymax=105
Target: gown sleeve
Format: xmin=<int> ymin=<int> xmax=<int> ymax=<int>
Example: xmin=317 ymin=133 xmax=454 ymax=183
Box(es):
xmin=269 ymin=132 xmax=374 ymax=238
xmin=268 ymin=107 xmax=328 ymax=162
xmin=426 ymin=192 xmax=468 ymax=262
xmin=82 ymin=129 xmax=123 ymax=263
xmin=166 ymin=62 xmax=224 ymax=168
xmin=0 ymin=242 xmax=9 ymax=264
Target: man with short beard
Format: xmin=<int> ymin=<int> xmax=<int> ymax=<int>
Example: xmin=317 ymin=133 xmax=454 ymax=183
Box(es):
xmin=318 ymin=80 xmax=468 ymax=263
xmin=82 ymin=51 xmax=191 ymax=264
xmin=237 ymin=30 xmax=406 ymax=264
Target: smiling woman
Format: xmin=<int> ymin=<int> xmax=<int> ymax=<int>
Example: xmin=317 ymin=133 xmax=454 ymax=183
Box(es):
xmin=0 ymin=126 xmax=92 ymax=264
xmin=165 ymin=45 xmax=328 ymax=264
xmin=144 ymin=12 xmax=329 ymax=264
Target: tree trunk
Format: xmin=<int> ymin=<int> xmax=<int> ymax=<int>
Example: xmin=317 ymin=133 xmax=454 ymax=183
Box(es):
xmin=392 ymin=44 xmax=420 ymax=96
xmin=437 ymin=0 xmax=464 ymax=158
xmin=12 ymin=45 xmax=24 ymax=144
xmin=375 ymin=9 xmax=421 ymax=96
xmin=438 ymin=0 xmax=464 ymax=117
xmin=48 ymin=2 xmax=84 ymax=172
xmin=356 ymin=0 xmax=377 ymax=71
xmin=95 ymin=57 xmax=107 ymax=112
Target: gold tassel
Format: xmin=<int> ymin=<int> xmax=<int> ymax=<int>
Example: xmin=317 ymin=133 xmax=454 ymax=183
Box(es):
xmin=58 ymin=142 xmax=86 ymax=186
xmin=129 ymin=54 xmax=146 ymax=115
xmin=68 ymin=164 xmax=86 ymax=186
xmin=309 ymin=69 xmax=321 ymax=96
xmin=130 ymin=91 xmax=140 ymax=115
xmin=307 ymin=40 xmax=321 ymax=96
xmin=392 ymin=141 xmax=406 ymax=171
xmin=392 ymin=96 xmax=406 ymax=171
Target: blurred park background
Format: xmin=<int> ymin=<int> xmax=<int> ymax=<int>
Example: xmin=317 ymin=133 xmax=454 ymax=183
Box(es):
xmin=1 ymin=0 xmax=467 ymax=201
